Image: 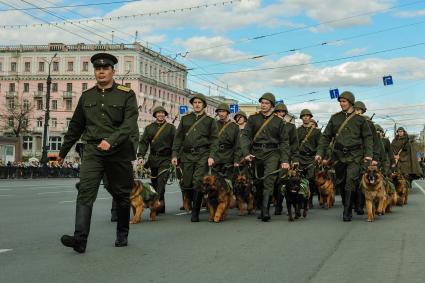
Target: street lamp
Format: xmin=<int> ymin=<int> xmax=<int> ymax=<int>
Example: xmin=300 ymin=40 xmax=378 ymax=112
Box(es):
xmin=41 ymin=53 xmax=57 ymax=165
xmin=385 ymin=115 xmax=397 ymax=135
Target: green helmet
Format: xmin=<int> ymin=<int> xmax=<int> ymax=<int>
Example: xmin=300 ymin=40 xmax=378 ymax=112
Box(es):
xmin=152 ymin=105 xmax=168 ymax=117
xmin=189 ymin=93 xmax=207 ymax=108
xmin=374 ymin=124 xmax=384 ymax=132
xmin=274 ymin=103 xmax=288 ymax=113
xmin=215 ymin=102 xmax=230 ymax=113
xmin=258 ymin=92 xmax=276 ymax=106
xmin=299 ymin=109 xmax=313 ymax=118
xmin=397 ymin=127 xmax=406 ymax=133
xmin=234 ymin=111 xmax=247 ymax=121
xmin=354 ymin=101 xmax=367 ymax=112
xmin=338 ymin=91 xmax=355 ymax=105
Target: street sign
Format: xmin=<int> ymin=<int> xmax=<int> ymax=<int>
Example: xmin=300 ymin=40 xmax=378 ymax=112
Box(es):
xmin=276 ymin=99 xmax=284 ymax=104
xmin=383 ymin=75 xmax=393 ymax=86
xmin=329 ymin=88 xmax=339 ymax=99
xmin=229 ymin=104 xmax=238 ymax=113
xmin=179 ymin=105 xmax=188 ymax=115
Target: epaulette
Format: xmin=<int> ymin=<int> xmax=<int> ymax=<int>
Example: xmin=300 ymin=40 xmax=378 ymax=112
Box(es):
xmin=117 ymin=85 xmax=131 ymax=92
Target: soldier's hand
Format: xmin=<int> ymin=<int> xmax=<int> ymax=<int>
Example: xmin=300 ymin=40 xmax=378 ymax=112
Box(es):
xmin=322 ymin=159 xmax=330 ymax=166
xmin=57 ymin=156 xmax=64 ymax=165
xmin=244 ymin=154 xmax=255 ymax=162
xmin=98 ymin=140 xmax=111 ymax=151
xmin=364 ymin=157 xmax=372 ymax=165
xmin=171 ymin=157 xmax=178 ymax=166
xmin=281 ymin=163 xmax=290 ymax=170
xmin=208 ymin=158 xmax=214 ymax=167
xmin=234 ymin=163 xmax=240 ymax=167
xmin=371 ymin=160 xmax=378 ymax=166
xmin=314 ymin=155 xmax=322 ymax=163
xmin=138 ymin=159 xmax=145 ymax=166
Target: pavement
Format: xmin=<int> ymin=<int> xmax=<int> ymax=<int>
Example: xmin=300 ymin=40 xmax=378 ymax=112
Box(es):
xmin=1 ymin=178 xmax=425 ymax=283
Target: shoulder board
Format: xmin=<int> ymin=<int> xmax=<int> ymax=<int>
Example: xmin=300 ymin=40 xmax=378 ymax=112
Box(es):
xmin=184 ymin=111 xmax=193 ymax=116
xmin=83 ymin=86 xmax=96 ymax=93
xmin=117 ymin=85 xmax=131 ymax=92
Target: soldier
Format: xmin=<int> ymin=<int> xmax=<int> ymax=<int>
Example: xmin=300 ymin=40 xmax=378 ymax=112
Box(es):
xmin=375 ymin=124 xmax=395 ymax=174
xmin=58 ymin=53 xmax=139 ymax=253
xmin=138 ymin=105 xmax=176 ymax=214
xmin=171 ymin=93 xmax=218 ymax=222
xmin=234 ymin=111 xmax=248 ymax=131
xmin=241 ymin=92 xmax=290 ymax=222
xmin=297 ymin=109 xmax=322 ymax=209
xmin=273 ymin=103 xmax=299 ymax=215
xmin=315 ymin=91 xmax=373 ymax=222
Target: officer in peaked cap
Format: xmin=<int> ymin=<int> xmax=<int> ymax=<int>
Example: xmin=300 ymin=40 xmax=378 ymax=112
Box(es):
xmin=90 ymin=53 xmax=118 ymax=68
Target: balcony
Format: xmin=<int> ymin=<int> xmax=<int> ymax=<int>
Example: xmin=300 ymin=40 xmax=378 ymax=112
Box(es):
xmin=6 ymin=91 xmax=17 ymax=98
xmin=62 ymin=91 xmax=75 ymax=98
xmin=33 ymin=91 xmax=45 ymax=98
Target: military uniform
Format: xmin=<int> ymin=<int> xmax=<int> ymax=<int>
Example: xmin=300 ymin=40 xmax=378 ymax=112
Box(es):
xmin=138 ymin=106 xmax=176 ymax=213
xmin=317 ymin=91 xmax=372 ymax=221
xmin=59 ymin=53 xmax=139 ymax=252
xmin=172 ymin=93 xmax=219 ymax=222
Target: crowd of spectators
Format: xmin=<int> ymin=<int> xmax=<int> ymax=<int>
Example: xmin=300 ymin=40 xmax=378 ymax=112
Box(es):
xmin=0 ymin=159 xmax=80 ymax=179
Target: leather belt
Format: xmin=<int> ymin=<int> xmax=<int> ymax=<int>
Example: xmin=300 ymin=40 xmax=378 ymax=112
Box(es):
xmin=252 ymin=143 xmax=278 ymax=149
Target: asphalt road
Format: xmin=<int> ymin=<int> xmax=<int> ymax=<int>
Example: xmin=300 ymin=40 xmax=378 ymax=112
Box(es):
xmin=1 ymin=178 xmax=425 ymax=283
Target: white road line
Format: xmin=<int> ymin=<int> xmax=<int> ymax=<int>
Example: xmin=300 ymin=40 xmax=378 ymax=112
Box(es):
xmin=37 ymin=190 xmax=75 ymax=195
xmin=413 ymin=181 xmax=425 ymax=195
xmin=0 ymin=249 xmax=13 ymax=254
xmin=0 ymin=195 xmax=12 ymax=197
xmin=175 ymin=208 xmax=206 ymax=216
xmin=59 ymin=197 xmax=111 ymax=204
xmin=0 ymin=189 xmax=12 ymax=191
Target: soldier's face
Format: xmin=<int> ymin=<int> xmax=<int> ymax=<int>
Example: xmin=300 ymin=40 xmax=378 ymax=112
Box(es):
xmin=275 ymin=110 xmax=285 ymax=118
xmin=155 ymin=111 xmax=166 ymax=122
xmin=260 ymin=99 xmax=272 ymax=112
xmin=192 ymin=99 xmax=204 ymax=112
xmin=354 ymin=108 xmax=364 ymax=115
xmin=339 ymin=99 xmax=351 ymax=111
xmin=235 ymin=116 xmax=246 ymax=125
xmin=302 ymin=115 xmax=311 ymax=124
xmin=217 ymin=110 xmax=228 ymax=120
xmin=398 ymin=130 xmax=405 ymax=137
xmin=95 ymin=66 xmax=115 ymax=85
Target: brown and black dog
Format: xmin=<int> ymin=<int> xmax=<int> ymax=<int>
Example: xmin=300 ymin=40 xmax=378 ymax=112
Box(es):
xmin=129 ymin=180 xmax=161 ymax=224
xmin=203 ymin=175 xmax=233 ymax=223
xmin=361 ymin=165 xmax=386 ymax=222
xmin=383 ymin=178 xmax=398 ymax=213
xmin=315 ymin=168 xmax=335 ymax=209
xmin=284 ymin=168 xmax=310 ymax=222
xmin=391 ymin=172 xmax=409 ymax=206
xmin=233 ymin=174 xmax=256 ymax=216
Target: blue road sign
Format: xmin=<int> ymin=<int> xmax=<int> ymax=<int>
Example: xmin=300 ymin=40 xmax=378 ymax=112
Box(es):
xmin=229 ymin=104 xmax=239 ymax=113
xmin=329 ymin=88 xmax=340 ymax=99
xmin=383 ymin=75 xmax=393 ymax=86
xmin=179 ymin=105 xmax=188 ymax=115
xmin=276 ymin=99 xmax=284 ymax=104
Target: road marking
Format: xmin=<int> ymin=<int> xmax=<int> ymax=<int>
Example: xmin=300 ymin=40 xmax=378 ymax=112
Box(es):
xmin=37 ymin=190 xmax=75 ymax=195
xmin=59 ymin=197 xmax=111 ymax=204
xmin=413 ymin=181 xmax=425 ymax=195
xmin=0 ymin=249 xmax=13 ymax=254
xmin=0 ymin=195 xmax=12 ymax=197
xmin=0 ymin=189 xmax=11 ymax=191
xmin=175 ymin=208 xmax=206 ymax=216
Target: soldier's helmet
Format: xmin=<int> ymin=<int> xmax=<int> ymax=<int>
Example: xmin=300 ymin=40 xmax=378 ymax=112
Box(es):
xmin=299 ymin=109 xmax=313 ymax=118
xmin=189 ymin=93 xmax=207 ymax=108
xmin=397 ymin=127 xmax=406 ymax=133
xmin=354 ymin=101 xmax=367 ymax=112
xmin=234 ymin=111 xmax=248 ymax=121
xmin=274 ymin=103 xmax=288 ymax=113
xmin=90 ymin=52 xmax=118 ymax=68
xmin=152 ymin=105 xmax=168 ymax=118
xmin=310 ymin=118 xmax=318 ymax=127
xmin=215 ymin=103 xmax=230 ymax=113
xmin=374 ymin=124 xmax=384 ymax=133
xmin=338 ymin=91 xmax=355 ymax=105
xmin=258 ymin=92 xmax=276 ymax=106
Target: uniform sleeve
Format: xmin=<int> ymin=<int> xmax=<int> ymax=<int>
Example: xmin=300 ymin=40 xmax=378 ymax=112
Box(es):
xmin=172 ymin=119 xmax=184 ymax=159
xmin=137 ymin=126 xmax=150 ymax=158
xmin=279 ymin=120 xmax=290 ymax=163
xmin=233 ymin=125 xmax=240 ymax=163
xmin=59 ymin=96 xmax=86 ymax=158
xmin=317 ymin=119 xmax=334 ymax=157
xmin=209 ymin=118 xmax=219 ymax=160
xmin=290 ymin=125 xmax=299 ymax=163
xmin=240 ymin=116 xmax=254 ymax=157
xmin=361 ymin=119 xmax=373 ymax=158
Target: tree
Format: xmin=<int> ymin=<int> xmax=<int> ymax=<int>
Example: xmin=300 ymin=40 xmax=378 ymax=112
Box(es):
xmin=0 ymin=96 xmax=34 ymax=137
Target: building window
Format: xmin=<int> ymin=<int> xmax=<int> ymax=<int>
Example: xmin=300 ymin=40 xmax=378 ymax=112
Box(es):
xmin=66 ymin=83 xmax=72 ymax=92
xmin=38 ymin=83 xmax=44 ymax=92
xmin=67 ymin=62 xmax=74 ymax=72
xmin=139 ymin=83 xmax=143 ymax=92
xmin=52 ymin=100 xmax=58 ymax=110
xmin=51 ymin=118 xmax=57 ymax=128
xmin=7 ymin=99 xmax=15 ymax=109
xmin=37 ymin=118 xmax=43 ymax=127
xmin=23 ymin=136 xmax=33 ymax=150
xmin=9 ymin=83 xmax=15 ymax=92
xmin=36 ymin=99 xmax=43 ymax=110
xmin=23 ymin=99 xmax=29 ymax=111
xmin=22 ymin=118 xmax=28 ymax=128
xmin=52 ymin=83 xmax=58 ymax=92
xmin=24 ymin=62 xmax=31 ymax=72
xmin=82 ymin=83 xmax=88 ymax=91
xmin=144 ymin=85 xmax=147 ymax=94
xmin=24 ymin=83 xmax=30 ymax=93
xmin=65 ymin=99 xmax=72 ymax=111
xmin=8 ymin=117 xmax=14 ymax=127
xmin=145 ymin=63 xmax=148 ymax=75
xmin=125 ymin=61 xmax=132 ymax=72
xmin=149 ymin=86 xmax=152 ymax=95
xmin=53 ymin=61 xmax=59 ymax=72
xmin=125 ymin=83 xmax=131 ymax=89
xmin=82 ymin=61 xmax=89 ymax=72
xmin=66 ymin=118 xmax=71 ymax=127
xmin=0 ymin=62 xmax=2 ymax=71
xmin=11 ymin=62 xmax=17 ymax=72
xmin=39 ymin=62 xmax=45 ymax=72
xmin=49 ymin=136 xmax=62 ymax=151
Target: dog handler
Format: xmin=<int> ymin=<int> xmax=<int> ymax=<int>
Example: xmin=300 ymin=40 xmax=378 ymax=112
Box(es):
xmin=58 ymin=53 xmax=139 ymax=253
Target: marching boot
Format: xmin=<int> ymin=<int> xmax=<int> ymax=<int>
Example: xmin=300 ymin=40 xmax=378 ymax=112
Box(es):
xmin=61 ymin=203 xmax=92 ymax=253
xmin=157 ymin=200 xmax=165 ymax=214
xmin=115 ymin=203 xmax=130 ymax=247
xmin=274 ymin=193 xmax=283 ymax=215
xmin=191 ymin=190 xmax=203 ymax=222
xmin=261 ymin=191 xmax=271 ymax=222
xmin=179 ymin=191 xmax=185 ymax=210
xmin=343 ymin=190 xmax=353 ymax=222
xmin=356 ymin=189 xmax=365 ymax=215
xmin=110 ymin=199 xmax=118 ymax=222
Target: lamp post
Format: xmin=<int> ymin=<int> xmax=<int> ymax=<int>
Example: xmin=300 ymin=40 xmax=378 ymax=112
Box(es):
xmin=41 ymin=53 xmax=57 ymax=165
xmin=385 ymin=115 xmax=397 ymax=136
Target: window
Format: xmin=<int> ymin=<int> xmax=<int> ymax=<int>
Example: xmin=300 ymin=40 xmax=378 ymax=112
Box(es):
xmin=82 ymin=83 xmax=88 ymax=91
xmin=145 ymin=63 xmax=148 ymax=75
xmin=53 ymin=61 xmax=59 ymax=72
xmin=23 ymin=136 xmax=33 ymax=150
xmin=24 ymin=83 xmax=29 ymax=93
xmin=9 ymin=83 xmax=15 ymax=92
xmin=52 ymin=83 xmax=58 ymax=92
xmin=66 ymin=83 xmax=72 ymax=92
xmin=125 ymin=61 xmax=132 ymax=72
xmin=38 ymin=62 xmax=45 ymax=72
xmin=159 ymin=90 xmax=161 ymax=98
xmin=37 ymin=83 xmax=44 ymax=92
xmin=66 ymin=118 xmax=71 ymax=127
xmin=51 ymin=118 xmax=57 ymax=128
xmin=22 ymin=118 xmax=28 ymax=128
xmin=37 ymin=118 xmax=43 ymax=127
xmin=36 ymin=99 xmax=43 ymax=110
xmin=67 ymin=61 xmax=74 ymax=72
xmin=125 ymin=83 xmax=131 ymax=89
xmin=11 ymin=62 xmax=17 ymax=72
xmin=149 ymin=86 xmax=152 ymax=95
xmin=7 ymin=99 xmax=15 ymax=109
xmin=24 ymin=62 xmax=31 ymax=72
xmin=52 ymin=100 xmax=58 ymax=110
xmin=23 ymin=99 xmax=29 ymax=111
xmin=65 ymin=99 xmax=72 ymax=110
xmin=139 ymin=83 xmax=143 ymax=92
xmin=144 ymin=85 xmax=147 ymax=94
xmin=0 ymin=62 xmax=2 ymax=71
xmin=8 ymin=117 xmax=14 ymax=127
xmin=82 ymin=61 xmax=89 ymax=72
xmin=49 ymin=136 xmax=62 ymax=151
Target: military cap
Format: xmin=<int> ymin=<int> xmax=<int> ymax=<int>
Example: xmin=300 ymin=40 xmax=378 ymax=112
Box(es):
xmin=152 ymin=106 xmax=168 ymax=117
xmin=299 ymin=109 xmax=313 ymax=118
xmin=354 ymin=101 xmax=367 ymax=112
xmin=274 ymin=103 xmax=288 ymax=112
xmin=90 ymin=52 xmax=118 ymax=67
xmin=397 ymin=127 xmax=406 ymax=133
xmin=338 ymin=91 xmax=355 ymax=105
xmin=259 ymin=92 xmax=276 ymax=106
xmin=215 ymin=102 xmax=230 ymax=113
xmin=189 ymin=93 xmax=207 ymax=108
xmin=234 ymin=111 xmax=247 ymax=121
xmin=374 ymin=124 xmax=384 ymax=132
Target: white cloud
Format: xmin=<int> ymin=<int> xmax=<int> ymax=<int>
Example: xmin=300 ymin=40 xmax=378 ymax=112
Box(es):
xmin=396 ymin=9 xmax=425 ymax=18
xmin=344 ymin=47 xmax=368 ymax=56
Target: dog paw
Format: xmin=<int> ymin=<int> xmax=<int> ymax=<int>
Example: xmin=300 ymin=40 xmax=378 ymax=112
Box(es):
xmin=288 ymin=218 xmax=294 ymax=222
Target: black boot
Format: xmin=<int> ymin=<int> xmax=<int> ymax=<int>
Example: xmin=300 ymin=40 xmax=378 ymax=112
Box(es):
xmin=261 ymin=191 xmax=271 ymax=222
xmin=157 ymin=193 xmax=165 ymax=214
xmin=110 ymin=199 xmax=118 ymax=222
xmin=61 ymin=203 xmax=92 ymax=253
xmin=115 ymin=204 xmax=130 ymax=247
xmin=343 ymin=190 xmax=353 ymax=222
xmin=191 ymin=190 xmax=203 ymax=222
xmin=356 ymin=189 xmax=365 ymax=215
xmin=274 ymin=193 xmax=283 ymax=215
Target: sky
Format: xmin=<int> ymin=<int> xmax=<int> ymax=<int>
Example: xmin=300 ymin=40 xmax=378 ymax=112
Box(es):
xmin=0 ymin=0 xmax=424 ymax=138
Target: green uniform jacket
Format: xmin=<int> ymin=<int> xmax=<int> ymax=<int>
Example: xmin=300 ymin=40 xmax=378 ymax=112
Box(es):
xmin=215 ymin=120 xmax=240 ymax=164
xmin=382 ymin=137 xmax=395 ymax=166
xmin=317 ymin=111 xmax=373 ymax=163
xmin=284 ymin=122 xmax=299 ymax=163
xmin=138 ymin=121 xmax=176 ymax=167
xmin=240 ymin=113 xmax=289 ymax=162
xmin=297 ymin=125 xmax=322 ymax=165
xmin=362 ymin=118 xmax=386 ymax=164
xmin=59 ymin=82 xmax=139 ymax=161
xmin=172 ymin=112 xmax=219 ymax=163
xmin=391 ymin=136 xmax=423 ymax=176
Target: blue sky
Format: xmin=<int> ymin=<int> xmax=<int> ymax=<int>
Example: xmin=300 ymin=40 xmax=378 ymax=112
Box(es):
xmin=0 ymin=0 xmax=424 ymax=137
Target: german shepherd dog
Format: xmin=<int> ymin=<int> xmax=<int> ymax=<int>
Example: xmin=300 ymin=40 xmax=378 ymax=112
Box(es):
xmin=130 ymin=180 xmax=162 ymax=224
xmin=203 ymin=175 xmax=233 ymax=223
xmin=361 ymin=166 xmax=386 ymax=222
xmin=391 ymin=172 xmax=409 ymax=206
xmin=383 ymin=177 xmax=398 ymax=213
xmin=284 ymin=167 xmax=310 ymax=222
xmin=233 ymin=173 xmax=256 ymax=216
xmin=315 ymin=167 xmax=335 ymax=209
